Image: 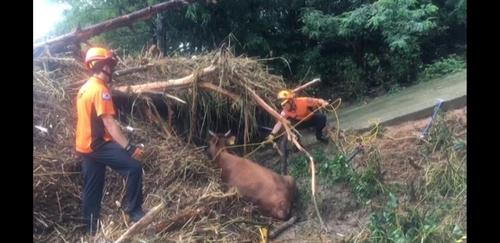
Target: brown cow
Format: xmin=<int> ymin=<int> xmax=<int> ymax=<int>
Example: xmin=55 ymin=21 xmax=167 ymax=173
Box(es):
xmin=206 ymin=130 xmax=297 ymax=220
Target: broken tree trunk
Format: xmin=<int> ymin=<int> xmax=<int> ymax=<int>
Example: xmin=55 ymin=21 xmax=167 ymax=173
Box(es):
xmin=33 ymin=0 xmax=195 ymax=55
xmin=114 ymin=201 xmax=166 ymax=243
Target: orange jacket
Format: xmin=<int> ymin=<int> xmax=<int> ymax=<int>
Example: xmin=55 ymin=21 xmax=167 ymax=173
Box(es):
xmin=75 ymin=77 xmax=116 ymax=153
xmin=282 ymin=97 xmax=324 ymax=121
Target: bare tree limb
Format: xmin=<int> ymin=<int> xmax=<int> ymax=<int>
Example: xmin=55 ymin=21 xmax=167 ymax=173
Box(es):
xmin=292 ymin=78 xmax=321 ymax=94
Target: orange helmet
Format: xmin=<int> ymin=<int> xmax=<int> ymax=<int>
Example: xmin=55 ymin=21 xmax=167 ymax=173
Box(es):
xmin=84 ymin=47 xmax=117 ymax=71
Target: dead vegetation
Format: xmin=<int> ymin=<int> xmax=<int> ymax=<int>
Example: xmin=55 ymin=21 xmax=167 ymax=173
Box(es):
xmin=33 ymin=48 xmax=294 ymax=242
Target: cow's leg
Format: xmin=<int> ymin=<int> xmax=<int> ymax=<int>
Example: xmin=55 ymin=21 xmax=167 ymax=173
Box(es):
xmin=279 ymin=136 xmax=289 ymax=175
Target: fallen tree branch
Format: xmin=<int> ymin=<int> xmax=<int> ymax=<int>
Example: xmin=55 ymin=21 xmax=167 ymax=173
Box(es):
xmin=243 ymin=85 xmax=294 ymax=141
xmin=114 ymin=201 xmax=166 ymax=243
xmin=66 ymin=64 xmax=156 ymax=90
xmin=154 ymin=207 xmax=207 ymax=234
xmin=269 ymin=215 xmax=297 ymax=239
xmin=34 ymin=0 xmax=195 ymax=55
xmin=114 ymin=65 xmax=217 ymax=93
xmin=292 ymin=78 xmax=321 ymax=94
xmin=139 ymin=91 xmax=187 ymax=104
xmin=114 ymin=64 xmax=155 ymax=77
xmin=112 ymin=64 xmax=243 ymax=103
xmin=33 ymin=57 xmax=79 ymax=63
xmin=199 ymin=82 xmax=240 ymax=101
xmin=290 ymin=139 xmax=328 ymax=233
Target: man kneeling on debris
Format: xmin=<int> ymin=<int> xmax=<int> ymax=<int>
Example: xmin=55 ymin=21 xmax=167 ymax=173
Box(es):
xmin=266 ymin=89 xmax=330 ymax=144
xmin=75 ymin=47 xmax=146 ymax=234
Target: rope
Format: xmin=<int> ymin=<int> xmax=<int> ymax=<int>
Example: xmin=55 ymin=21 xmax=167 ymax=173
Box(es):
xmin=243 ymin=98 xmax=342 ymax=158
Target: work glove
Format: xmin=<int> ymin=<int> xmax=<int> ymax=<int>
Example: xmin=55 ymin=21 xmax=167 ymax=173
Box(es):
xmin=264 ymin=134 xmax=276 ymax=144
xmin=125 ymin=143 xmax=144 ymax=160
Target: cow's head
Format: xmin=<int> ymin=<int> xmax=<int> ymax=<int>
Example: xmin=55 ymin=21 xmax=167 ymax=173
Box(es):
xmin=206 ymin=129 xmax=236 ymax=160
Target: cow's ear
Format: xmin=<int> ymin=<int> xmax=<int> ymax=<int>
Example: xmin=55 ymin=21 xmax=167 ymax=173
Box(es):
xmin=227 ymin=136 xmax=236 ymax=145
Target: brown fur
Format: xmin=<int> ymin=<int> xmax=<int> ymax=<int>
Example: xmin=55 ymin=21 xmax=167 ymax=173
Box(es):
xmin=207 ymin=132 xmax=297 ymax=220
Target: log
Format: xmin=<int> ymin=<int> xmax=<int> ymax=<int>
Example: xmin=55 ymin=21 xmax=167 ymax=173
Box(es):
xmin=33 ymin=0 xmax=195 ymax=55
xmin=114 ymin=65 xmax=217 ymax=93
xmin=114 ymin=202 xmax=166 ymax=243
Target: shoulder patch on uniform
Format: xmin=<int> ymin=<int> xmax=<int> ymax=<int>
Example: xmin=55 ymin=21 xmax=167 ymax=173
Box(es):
xmin=102 ymin=92 xmax=111 ymax=100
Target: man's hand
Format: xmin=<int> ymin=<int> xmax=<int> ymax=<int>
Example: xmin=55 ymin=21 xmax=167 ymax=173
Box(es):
xmin=321 ymin=99 xmax=329 ymax=107
xmin=126 ymin=143 xmax=144 ymax=160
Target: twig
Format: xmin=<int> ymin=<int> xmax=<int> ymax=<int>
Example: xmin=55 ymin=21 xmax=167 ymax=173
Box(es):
xmin=33 ymin=172 xmax=80 ymax=176
xmin=56 ymin=192 xmax=63 ymax=222
xmin=290 ymin=139 xmax=328 ymax=233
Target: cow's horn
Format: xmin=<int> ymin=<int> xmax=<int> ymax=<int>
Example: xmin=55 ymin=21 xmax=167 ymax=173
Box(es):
xmin=208 ymin=130 xmax=215 ymax=137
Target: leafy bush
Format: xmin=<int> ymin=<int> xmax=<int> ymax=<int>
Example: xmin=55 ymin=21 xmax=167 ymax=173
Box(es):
xmin=418 ymin=54 xmax=466 ymax=81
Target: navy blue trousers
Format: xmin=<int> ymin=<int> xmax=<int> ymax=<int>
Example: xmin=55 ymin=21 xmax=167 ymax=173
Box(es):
xmin=293 ymin=112 xmax=327 ymax=140
xmin=80 ymin=142 xmax=143 ymax=233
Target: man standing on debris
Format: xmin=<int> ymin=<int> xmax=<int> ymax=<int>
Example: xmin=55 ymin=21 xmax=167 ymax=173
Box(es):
xmin=265 ymin=89 xmax=330 ymax=144
xmin=75 ymin=47 xmax=146 ymax=234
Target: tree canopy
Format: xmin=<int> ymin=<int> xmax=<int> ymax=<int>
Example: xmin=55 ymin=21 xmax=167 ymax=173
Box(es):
xmin=50 ymin=0 xmax=466 ymax=101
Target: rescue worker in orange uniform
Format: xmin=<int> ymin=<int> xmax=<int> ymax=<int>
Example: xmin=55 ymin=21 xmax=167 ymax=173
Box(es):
xmin=75 ymin=47 xmax=146 ymax=234
xmin=266 ymin=89 xmax=330 ymax=143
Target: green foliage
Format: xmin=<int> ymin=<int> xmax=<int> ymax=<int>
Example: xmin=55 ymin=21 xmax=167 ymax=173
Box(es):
xmin=351 ymin=150 xmax=383 ymax=200
xmin=48 ymin=0 xmax=466 ymax=103
xmin=369 ymin=193 xmax=439 ymax=242
xmin=387 ymin=83 xmax=403 ymax=95
xmin=318 ymin=154 xmax=351 ymax=184
xmin=290 ymin=149 xmax=384 ymax=202
xmin=369 ymin=0 xmax=438 ymax=52
xmin=289 ymin=153 xmax=310 ymax=179
xmin=369 ymin=192 xmax=466 ymax=242
xmin=367 ymin=111 xmax=466 ymax=243
xmin=418 ymin=54 xmax=466 ymax=81
xmin=422 ymin=112 xmax=467 ymax=198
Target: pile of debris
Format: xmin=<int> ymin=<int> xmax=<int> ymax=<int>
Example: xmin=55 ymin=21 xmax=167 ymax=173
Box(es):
xmin=33 ymin=49 xmax=292 ymax=242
